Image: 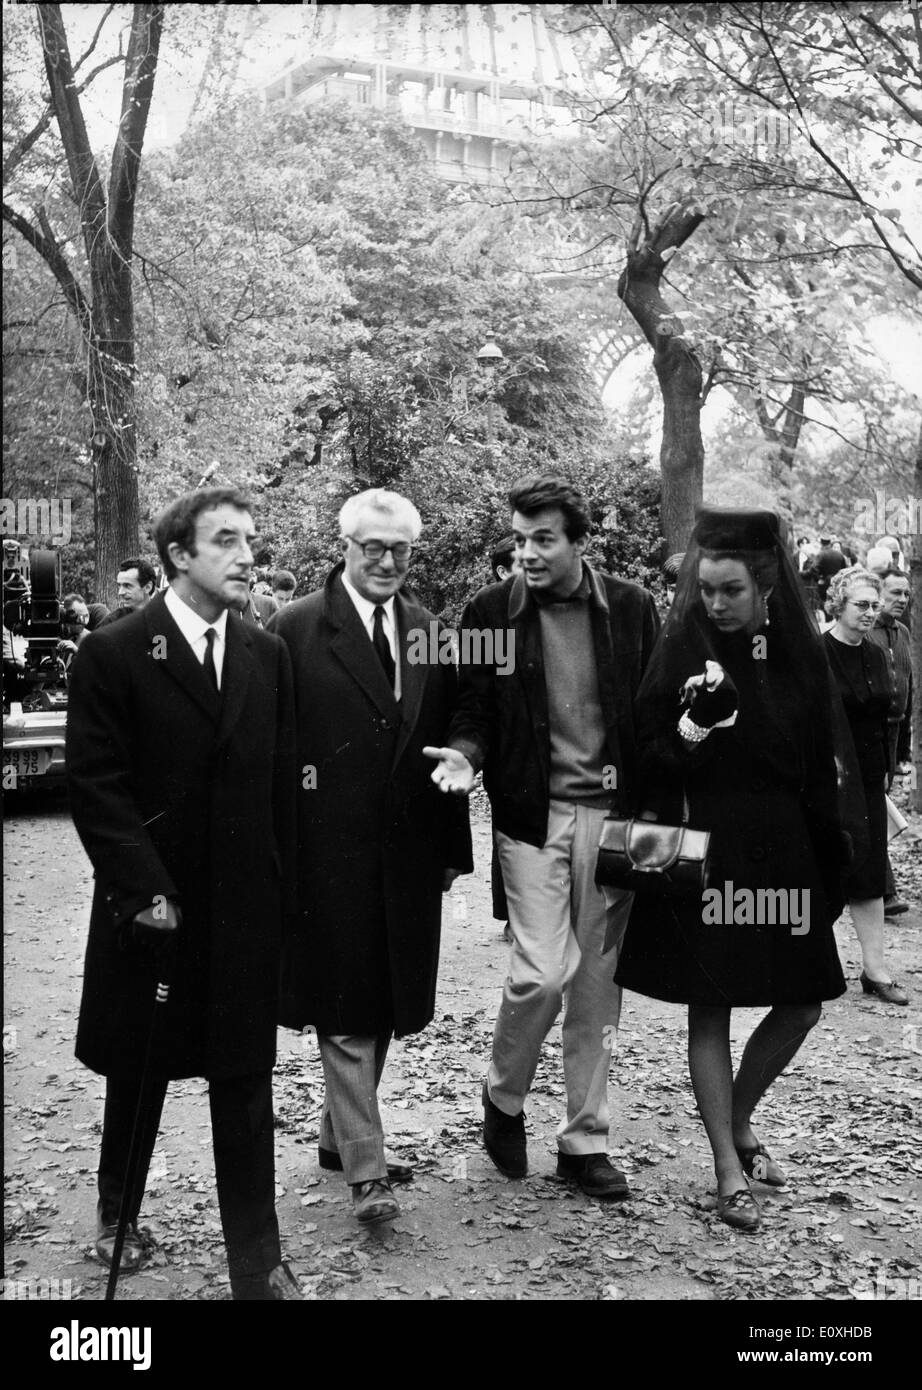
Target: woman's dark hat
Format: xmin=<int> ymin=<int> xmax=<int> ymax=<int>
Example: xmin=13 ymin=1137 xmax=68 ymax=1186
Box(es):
xmin=693 ymin=506 xmax=781 ymax=552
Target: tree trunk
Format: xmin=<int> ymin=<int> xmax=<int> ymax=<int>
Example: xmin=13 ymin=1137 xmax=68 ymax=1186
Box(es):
xmin=618 ymin=206 xmax=706 ymax=553
xmin=32 ymin=3 xmax=162 ymax=605
xmin=89 ymin=305 xmax=141 ymax=607
xmin=653 ymin=332 xmax=705 ymax=554
xmin=751 ymin=381 xmax=806 ymax=524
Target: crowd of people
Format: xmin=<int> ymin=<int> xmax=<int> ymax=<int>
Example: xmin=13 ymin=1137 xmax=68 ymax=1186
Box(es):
xmin=56 ymin=477 xmax=915 ymax=1298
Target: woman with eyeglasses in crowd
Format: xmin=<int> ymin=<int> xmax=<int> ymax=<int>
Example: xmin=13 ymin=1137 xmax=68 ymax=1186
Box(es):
xmin=823 ymin=567 xmax=908 ymax=1005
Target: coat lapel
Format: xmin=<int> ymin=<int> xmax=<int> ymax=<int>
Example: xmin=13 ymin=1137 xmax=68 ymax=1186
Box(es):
xmin=507 ymin=572 xmax=550 ymax=740
xmin=215 ymin=613 xmax=255 ymax=748
xmin=325 ymin=568 xmax=400 ymax=720
xmin=143 ymin=594 xmax=221 ymax=723
xmin=391 ymin=588 xmax=428 ymax=769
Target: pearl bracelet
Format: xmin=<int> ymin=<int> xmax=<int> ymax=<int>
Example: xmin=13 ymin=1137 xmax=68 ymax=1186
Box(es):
xmin=678 ymin=712 xmax=710 ymax=743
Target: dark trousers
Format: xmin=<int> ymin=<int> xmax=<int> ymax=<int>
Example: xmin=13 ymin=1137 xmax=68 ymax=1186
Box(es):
xmin=98 ymin=1070 xmax=281 ymax=1289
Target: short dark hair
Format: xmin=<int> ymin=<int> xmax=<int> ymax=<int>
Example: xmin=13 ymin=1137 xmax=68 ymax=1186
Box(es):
xmin=272 ymin=569 xmax=296 ymax=593
xmin=118 ymin=557 xmax=158 ymax=592
xmin=490 ymin=535 xmax=516 ymax=579
xmin=153 ymin=488 xmax=253 ymax=581
xmin=62 ymin=592 xmax=85 ymax=607
xmin=880 ymin=567 xmax=909 ymax=585
xmin=508 ymin=474 xmax=591 ymax=541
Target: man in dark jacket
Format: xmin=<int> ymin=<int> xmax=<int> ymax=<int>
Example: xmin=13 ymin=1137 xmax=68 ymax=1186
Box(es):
xmin=97 ymin=557 xmax=157 ymax=625
xmin=426 ymin=475 xmax=660 ymax=1197
xmin=66 ymin=488 xmax=300 ymax=1300
xmin=270 ymin=489 xmax=472 ymax=1227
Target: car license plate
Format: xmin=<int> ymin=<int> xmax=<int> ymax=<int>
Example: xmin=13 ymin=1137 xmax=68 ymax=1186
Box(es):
xmin=4 ymin=748 xmax=50 ymax=779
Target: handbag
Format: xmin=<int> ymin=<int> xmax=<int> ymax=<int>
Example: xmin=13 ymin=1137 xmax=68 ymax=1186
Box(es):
xmin=595 ymin=795 xmax=711 ymax=898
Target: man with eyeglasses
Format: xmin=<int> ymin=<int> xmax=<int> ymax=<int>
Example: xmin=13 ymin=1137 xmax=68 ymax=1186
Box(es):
xmin=269 ymin=489 xmax=472 ymax=1227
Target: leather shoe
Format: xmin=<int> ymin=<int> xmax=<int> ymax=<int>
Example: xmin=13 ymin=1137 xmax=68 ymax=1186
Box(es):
xmin=860 ymin=972 xmax=909 ymax=1005
xmin=232 ymin=1261 xmax=303 ymax=1300
xmin=318 ymin=1145 xmax=413 ymax=1185
xmin=556 ymin=1152 xmax=630 ymax=1199
xmin=735 ymin=1142 xmax=786 ymax=1187
xmin=716 ymin=1187 xmax=761 ymax=1232
xmin=351 ymin=1178 xmax=400 ymax=1225
xmin=94 ymin=1216 xmax=150 ymax=1274
xmin=482 ymin=1081 xmax=527 ymax=1178
xmin=883 ymin=897 xmax=909 ymax=918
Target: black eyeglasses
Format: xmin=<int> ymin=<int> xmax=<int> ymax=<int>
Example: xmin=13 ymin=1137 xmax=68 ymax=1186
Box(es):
xmin=849 ymin=600 xmax=882 ymax=612
xmin=345 ymin=538 xmax=413 ymax=562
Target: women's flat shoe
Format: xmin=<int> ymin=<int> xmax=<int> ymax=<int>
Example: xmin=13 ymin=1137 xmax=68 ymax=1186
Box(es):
xmin=860 ymin=972 xmax=909 ymax=1005
xmin=735 ymin=1143 xmax=786 ymax=1187
xmin=716 ymin=1187 xmax=761 ymax=1233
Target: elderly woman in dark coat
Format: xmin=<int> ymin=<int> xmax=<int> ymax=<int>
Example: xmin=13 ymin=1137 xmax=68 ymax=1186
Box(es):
xmin=824 ymin=566 xmax=908 ymax=1005
xmin=616 ymin=508 xmax=854 ymax=1232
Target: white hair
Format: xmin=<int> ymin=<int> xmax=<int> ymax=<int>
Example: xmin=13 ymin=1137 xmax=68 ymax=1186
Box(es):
xmin=338 ymin=489 xmax=423 ymax=541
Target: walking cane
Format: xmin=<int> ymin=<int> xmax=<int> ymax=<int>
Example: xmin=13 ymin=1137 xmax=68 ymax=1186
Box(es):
xmin=105 ymin=947 xmax=174 ymax=1302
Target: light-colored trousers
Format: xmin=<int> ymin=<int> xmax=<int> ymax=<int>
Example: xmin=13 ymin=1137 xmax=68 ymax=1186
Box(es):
xmin=317 ymin=1032 xmax=391 ymax=1185
xmin=490 ymin=800 xmax=632 ymax=1154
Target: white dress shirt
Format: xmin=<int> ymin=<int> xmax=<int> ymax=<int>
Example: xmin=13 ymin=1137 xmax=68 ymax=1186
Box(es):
xmin=339 ymin=572 xmax=401 ymax=698
xmin=164 ymin=586 xmax=228 ymax=690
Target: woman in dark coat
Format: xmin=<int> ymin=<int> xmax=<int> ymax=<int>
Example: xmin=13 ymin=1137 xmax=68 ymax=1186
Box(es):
xmin=616 ymin=508 xmax=854 ymax=1232
xmin=824 ymin=566 xmax=908 ymax=1005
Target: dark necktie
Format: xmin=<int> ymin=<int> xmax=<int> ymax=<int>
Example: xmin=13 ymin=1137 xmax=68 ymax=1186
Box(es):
xmin=202 ymin=627 xmax=219 ymax=692
xmin=372 ymin=605 xmax=395 ymax=688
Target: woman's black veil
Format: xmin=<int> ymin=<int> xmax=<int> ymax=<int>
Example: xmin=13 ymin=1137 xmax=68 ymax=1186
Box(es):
xmin=642 ymin=506 xmax=869 ymax=873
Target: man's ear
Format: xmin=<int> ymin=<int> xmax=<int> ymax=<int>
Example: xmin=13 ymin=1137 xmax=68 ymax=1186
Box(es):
xmin=166 ymin=542 xmax=188 ymax=575
xmin=574 ymin=534 xmax=589 ymax=555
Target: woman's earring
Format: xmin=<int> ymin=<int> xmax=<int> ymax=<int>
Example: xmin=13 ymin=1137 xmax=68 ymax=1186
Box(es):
xmin=764 ymin=597 xmax=771 ymax=628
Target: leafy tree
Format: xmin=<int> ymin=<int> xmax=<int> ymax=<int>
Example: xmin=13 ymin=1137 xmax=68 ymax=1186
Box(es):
xmin=130 ymin=97 xmax=663 ymax=596
xmin=505 ymin=1 xmax=918 ymax=549
xmin=4 ymin=3 xmax=164 ymax=604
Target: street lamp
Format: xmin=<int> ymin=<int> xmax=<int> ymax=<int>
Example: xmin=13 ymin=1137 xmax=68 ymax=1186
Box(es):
xmin=476 ymin=331 xmax=504 ymax=446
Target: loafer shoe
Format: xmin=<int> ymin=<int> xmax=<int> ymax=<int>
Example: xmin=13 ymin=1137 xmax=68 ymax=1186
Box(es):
xmin=860 ymin=972 xmax=909 ymax=1005
xmin=351 ymin=1178 xmax=400 ymax=1226
xmin=318 ymin=1145 xmax=414 ymax=1185
xmin=556 ymin=1152 xmax=630 ymax=1199
xmin=716 ymin=1187 xmax=761 ymax=1233
xmin=94 ymin=1218 xmax=150 ymax=1273
xmin=482 ymin=1081 xmax=527 ymax=1178
xmin=232 ymin=1261 xmax=304 ymax=1300
xmin=883 ymin=897 xmax=909 ymax=917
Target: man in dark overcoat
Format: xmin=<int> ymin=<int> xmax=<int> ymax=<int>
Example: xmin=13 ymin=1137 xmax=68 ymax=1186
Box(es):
xmin=270 ymin=488 xmax=472 ymax=1226
xmin=66 ymin=487 xmax=300 ymax=1300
